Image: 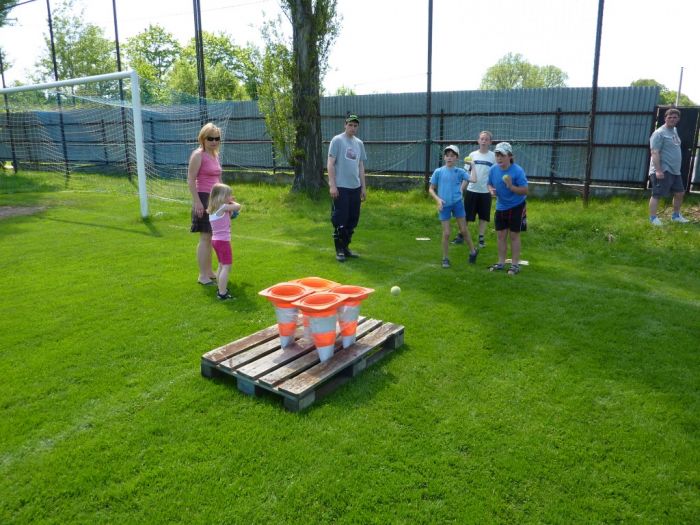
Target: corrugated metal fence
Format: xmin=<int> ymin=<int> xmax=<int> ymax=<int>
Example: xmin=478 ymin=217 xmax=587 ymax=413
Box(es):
xmin=3 ymin=85 xmax=687 ymax=188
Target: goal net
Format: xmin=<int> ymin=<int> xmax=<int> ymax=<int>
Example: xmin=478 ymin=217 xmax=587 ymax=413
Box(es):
xmin=0 ymin=71 xmax=235 ymax=216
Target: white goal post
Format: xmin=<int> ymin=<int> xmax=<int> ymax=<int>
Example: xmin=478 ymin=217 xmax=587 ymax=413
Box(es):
xmin=0 ymin=70 xmax=149 ymax=218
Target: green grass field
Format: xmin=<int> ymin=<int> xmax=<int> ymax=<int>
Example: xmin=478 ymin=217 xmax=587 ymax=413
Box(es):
xmin=1 ymin=173 xmax=699 ymax=523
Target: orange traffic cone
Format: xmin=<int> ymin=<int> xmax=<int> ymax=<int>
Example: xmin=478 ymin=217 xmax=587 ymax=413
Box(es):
xmin=289 ymin=277 xmax=340 ymax=339
xmin=292 ymin=292 xmax=347 ymax=362
xmin=258 ymin=283 xmax=314 ymax=347
xmin=330 ymin=285 xmax=375 ymax=348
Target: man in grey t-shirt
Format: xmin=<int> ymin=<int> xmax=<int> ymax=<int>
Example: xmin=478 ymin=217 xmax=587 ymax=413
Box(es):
xmin=327 ymin=114 xmax=367 ymax=262
xmin=648 ymin=108 xmax=689 ymax=225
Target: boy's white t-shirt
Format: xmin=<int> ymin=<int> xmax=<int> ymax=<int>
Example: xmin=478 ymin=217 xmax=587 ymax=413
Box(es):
xmin=466 ymin=150 xmax=496 ymax=194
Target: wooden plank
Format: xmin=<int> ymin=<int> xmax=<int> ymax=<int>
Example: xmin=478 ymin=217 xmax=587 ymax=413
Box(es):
xmin=202 ymin=314 xmax=309 ymax=363
xmin=236 ymin=339 xmax=315 ymax=380
xmin=216 ymin=323 xmax=308 ymax=372
xmin=257 ymin=318 xmax=383 ymax=387
xmin=240 ymin=317 xmax=374 ymax=381
xmin=277 ymin=323 xmax=404 ymax=397
xmin=258 ymin=351 xmax=320 ymax=388
xmin=202 ymin=324 xmax=279 ymax=363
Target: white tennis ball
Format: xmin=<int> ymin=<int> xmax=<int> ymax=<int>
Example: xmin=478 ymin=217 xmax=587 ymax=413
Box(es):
xmin=390 ymin=286 xmax=401 ymax=296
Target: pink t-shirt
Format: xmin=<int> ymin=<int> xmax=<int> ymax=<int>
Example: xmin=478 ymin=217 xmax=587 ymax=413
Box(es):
xmin=209 ymin=206 xmax=231 ymax=241
xmin=195 ymin=150 xmax=222 ymax=193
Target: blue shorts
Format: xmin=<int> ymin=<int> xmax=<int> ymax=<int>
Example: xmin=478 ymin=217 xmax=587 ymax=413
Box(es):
xmin=439 ymin=200 xmax=466 ymax=221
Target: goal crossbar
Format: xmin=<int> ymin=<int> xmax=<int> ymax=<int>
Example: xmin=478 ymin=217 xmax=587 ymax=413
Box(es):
xmin=0 ymin=70 xmax=149 ymax=218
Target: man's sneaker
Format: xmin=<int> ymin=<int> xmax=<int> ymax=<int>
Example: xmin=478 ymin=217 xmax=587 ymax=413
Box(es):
xmin=650 ymin=216 xmax=663 ymax=226
xmin=450 ymin=234 xmax=464 ymax=245
xmin=468 ymin=249 xmax=478 ymax=264
xmin=343 ymin=248 xmax=359 ymax=258
xmin=336 ymin=251 xmax=346 ymax=262
xmin=441 ymin=257 xmax=450 ymax=268
xmin=672 ymin=214 xmax=690 ymax=223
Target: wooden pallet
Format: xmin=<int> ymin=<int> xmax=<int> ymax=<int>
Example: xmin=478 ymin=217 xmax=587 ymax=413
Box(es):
xmin=201 ymin=317 xmax=404 ymax=411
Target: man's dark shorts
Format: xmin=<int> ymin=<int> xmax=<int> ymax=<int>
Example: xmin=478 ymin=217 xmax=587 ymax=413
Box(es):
xmin=464 ymin=190 xmax=491 ymax=222
xmin=650 ymin=173 xmax=685 ymax=197
xmin=494 ymin=201 xmax=527 ymax=233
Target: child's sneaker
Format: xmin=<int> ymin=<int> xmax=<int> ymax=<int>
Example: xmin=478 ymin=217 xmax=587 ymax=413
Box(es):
xmin=650 ymin=216 xmax=663 ymax=226
xmin=441 ymin=257 xmax=451 ymax=268
xmin=450 ymin=234 xmax=464 ymax=245
xmin=672 ymin=213 xmax=690 ymax=223
xmin=507 ymin=264 xmax=521 ymax=275
xmin=217 ymin=290 xmax=233 ymax=300
xmin=468 ymin=249 xmax=478 ymax=264
xmin=478 ymin=236 xmax=486 ymax=248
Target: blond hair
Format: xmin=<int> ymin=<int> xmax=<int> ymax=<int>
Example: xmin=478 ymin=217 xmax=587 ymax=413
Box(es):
xmin=207 ymin=183 xmax=232 ymax=214
xmin=197 ymin=123 xmax=222 ymax=156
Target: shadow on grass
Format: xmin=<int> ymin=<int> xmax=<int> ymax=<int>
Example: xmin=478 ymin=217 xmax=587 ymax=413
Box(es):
xmin=194 ymin=279 xmax=258 ymax=310
xmin=46 ymin=216 xmax=163 ymax=237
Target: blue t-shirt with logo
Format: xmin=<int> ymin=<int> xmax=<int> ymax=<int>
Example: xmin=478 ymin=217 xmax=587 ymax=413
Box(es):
xmin=488 ymin=162 xmax=527 ymax=211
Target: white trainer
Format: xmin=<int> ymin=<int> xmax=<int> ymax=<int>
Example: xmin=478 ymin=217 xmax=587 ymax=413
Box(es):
xmin=672 ymin=214 xmax=690 ymax=223
xmin=650 ymin=217 xmax=663 ymax=226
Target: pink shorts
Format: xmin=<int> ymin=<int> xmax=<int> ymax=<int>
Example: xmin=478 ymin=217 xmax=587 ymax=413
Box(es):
xmin=211 ymin=240 xmax=232 ymax=265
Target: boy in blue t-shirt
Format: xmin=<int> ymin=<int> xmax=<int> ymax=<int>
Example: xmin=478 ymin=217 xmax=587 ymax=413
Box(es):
xmin=428 ymin=145 xmax=478 ymax=269
xmin=486 ymin=142 xmax=528 ymax=275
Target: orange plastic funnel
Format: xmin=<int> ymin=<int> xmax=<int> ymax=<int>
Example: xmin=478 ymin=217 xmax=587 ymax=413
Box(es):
xmin=330 ymin=285 xmax=375 ymax=348
xmin=289 ymin=278 xmax=340 ymax=339
xmin=258 ymin=282 xmax=314 ymax=307
xmin=290 ymin=276 xmax=340 ymax=291
xmin=259 ymin=282 xmax=314 ymax=348
xmin=291 ymin=292 xmax=348 ymax=362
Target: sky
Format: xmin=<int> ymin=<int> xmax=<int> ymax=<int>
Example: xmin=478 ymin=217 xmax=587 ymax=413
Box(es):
xmin=0 ymin=0 xmax=698 ymax=103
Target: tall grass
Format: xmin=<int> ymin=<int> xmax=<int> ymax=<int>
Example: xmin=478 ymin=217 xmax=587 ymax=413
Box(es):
xmin=1 ymin=174 xmax=698 ymax=523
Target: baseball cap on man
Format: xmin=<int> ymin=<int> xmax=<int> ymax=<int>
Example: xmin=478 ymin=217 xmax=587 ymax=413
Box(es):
xmin=494 ymin=142 xmax=513 ymax=155
xmin=345 ymin=114 xmax=360 ymax=123
xmin=443 ymin=144 xmax=460 ymax=156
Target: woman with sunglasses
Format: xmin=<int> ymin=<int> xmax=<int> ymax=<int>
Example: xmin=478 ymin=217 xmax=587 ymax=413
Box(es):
xmin=188 ymin=122 xmax=223 ymax=285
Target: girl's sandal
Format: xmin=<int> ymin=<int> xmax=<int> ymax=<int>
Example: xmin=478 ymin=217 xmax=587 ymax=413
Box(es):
xmin=488 ymin=263 xmax=505 ymax=272
xmin=507 ymin=264 xmax=521 ymax=275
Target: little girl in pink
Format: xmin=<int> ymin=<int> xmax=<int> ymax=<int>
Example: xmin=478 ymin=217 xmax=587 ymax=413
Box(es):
xmin=206 ymin=183 xmax=242 ymax=300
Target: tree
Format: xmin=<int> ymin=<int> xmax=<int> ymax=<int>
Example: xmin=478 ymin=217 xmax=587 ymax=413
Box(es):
xmin=480 ymin=53 xmax=568 ymax=90
xmin=281 ymin=0 xmax=339 ymax=194
xmin=34 ymin=0 xmax=115 ymax=88
xmin=334 ymin=85 xmax=356 ymax=96
xmin=257 ymin=17 xmax=295 ymax=166
xmin=0 ymin=0 xmax=20 ymax=28
xmin=168 ymin=31 xmax=256 ymax=101
xmin=631 ymin=78 xmax=695 ymax=106
xmin=124 ymin=24 xmax=181 ymax=103
xmin=124 ymin=25 xmax=181 ymax=82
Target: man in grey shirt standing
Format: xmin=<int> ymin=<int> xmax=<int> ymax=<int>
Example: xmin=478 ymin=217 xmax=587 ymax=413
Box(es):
xmin=327 ymin=114 xmax=367 ymax=262
xmin=648 ymin=108 xmax=689 ymax=225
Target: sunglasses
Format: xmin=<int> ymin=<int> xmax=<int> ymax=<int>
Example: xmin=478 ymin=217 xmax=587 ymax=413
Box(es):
xmin=206 ymin=136 xmax=221 ymax=142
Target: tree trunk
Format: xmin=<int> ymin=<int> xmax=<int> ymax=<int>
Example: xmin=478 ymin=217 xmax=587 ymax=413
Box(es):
xmin=289 ymin=0 xmax=325 ymax=194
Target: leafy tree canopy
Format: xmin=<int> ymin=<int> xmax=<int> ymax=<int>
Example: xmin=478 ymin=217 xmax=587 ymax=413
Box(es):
xmin=34 ymin=0 xmax=114 ymax=84
xmin=124 ymin=24 xmax=181 ymax=83
xmin=480 ymin=52 xmax=568 ymax=90
xmin=0 ymin=0 xmax=20 ymax=28
xmin=169 ymin=31 xmax=260 ymax=101
xmin=333 ymin=85 xmax=356 ymax=96
xmin=631 ymin=78 xmax=695 ymax=106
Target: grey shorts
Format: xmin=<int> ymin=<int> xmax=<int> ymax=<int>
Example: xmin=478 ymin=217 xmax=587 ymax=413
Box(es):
xmin=650 ymin=173 xmax=685 ymax=197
